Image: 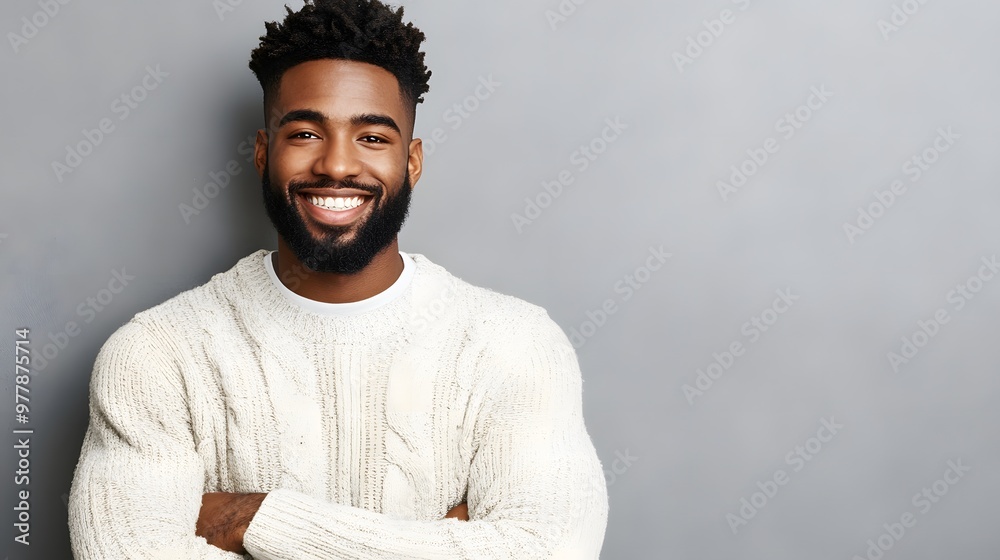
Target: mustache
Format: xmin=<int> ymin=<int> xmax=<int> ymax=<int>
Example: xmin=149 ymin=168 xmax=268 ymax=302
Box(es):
xmin=287 ymin=177 xmax=382 ymax=197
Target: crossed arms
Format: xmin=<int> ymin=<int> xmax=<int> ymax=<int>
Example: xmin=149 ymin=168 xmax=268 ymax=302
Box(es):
xmin=194 ymin=493 xmax=469 ymax=554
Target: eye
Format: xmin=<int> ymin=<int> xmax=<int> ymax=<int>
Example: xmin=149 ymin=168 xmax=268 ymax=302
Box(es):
xmin=361 ymin=135 xmax=387 ymax=144
xmin=290 ymin=131 xmax=319 ymax=139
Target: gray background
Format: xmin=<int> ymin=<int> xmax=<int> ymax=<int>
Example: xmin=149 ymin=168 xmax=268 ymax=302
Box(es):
xmin=2 ymin=0 xmax=999 ymax=558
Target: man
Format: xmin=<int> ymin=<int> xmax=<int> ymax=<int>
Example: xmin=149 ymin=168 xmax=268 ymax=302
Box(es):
xmin=68 ymin=1 xmax=608 ymax=558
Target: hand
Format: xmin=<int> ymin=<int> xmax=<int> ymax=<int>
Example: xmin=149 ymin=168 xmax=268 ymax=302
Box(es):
xmin=444 ymin=502 xmax=469 ymax=521
xmin=196 ymin=492 xmax=267 ymax=554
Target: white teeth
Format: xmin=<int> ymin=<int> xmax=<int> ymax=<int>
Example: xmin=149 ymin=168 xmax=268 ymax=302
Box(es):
xmin=309 ymin=195 xmax=364 ymax=210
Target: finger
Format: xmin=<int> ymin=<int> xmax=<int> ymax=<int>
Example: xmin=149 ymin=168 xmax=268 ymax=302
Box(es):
xmin=444 ymin=502 xmax=469 ymax=521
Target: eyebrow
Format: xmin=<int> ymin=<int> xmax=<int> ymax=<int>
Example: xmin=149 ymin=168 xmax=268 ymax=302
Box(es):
xmin=278 ymin=109 xmax=401 ymax=135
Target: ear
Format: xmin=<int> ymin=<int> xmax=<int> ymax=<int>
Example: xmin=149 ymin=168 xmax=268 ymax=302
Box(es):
xmin=406 ymin=138 xmax=423 ymax=188
xmin=254 ymin=129 xmax=269 ymax=178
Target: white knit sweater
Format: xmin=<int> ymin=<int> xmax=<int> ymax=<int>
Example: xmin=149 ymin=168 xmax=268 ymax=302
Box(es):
xmin=68 ymin=250 xmax=608 ymax=559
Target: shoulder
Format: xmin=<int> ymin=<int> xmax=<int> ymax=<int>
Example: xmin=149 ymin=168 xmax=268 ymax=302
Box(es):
xmin=96 ymin=251 xmax=268 ymax=360
xmin=132 ymin=250 xmax=267 ymax=330
xmin=407 ymin=253 xmax=577 ymax=392
xmin=90 ymin=252 xmax=268 ymax=390
xmin=408 ymin=252 xmax=570 ymax=348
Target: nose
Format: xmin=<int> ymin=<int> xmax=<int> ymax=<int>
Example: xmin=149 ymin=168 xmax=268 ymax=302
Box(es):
xmin=311 ymin=134 xmax=364 ymax=181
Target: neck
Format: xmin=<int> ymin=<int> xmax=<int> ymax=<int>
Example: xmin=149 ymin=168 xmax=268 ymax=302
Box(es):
xmin=274 ymin=237 xmax=404 ymax=303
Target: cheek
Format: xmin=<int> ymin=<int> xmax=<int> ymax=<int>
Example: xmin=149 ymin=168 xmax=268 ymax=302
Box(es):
xmin=268 ymin=153 xmax=311 ymax=191
xmin=270 ymin=145 xmax=317 ymax=176
xmin=370 ymin=157 xmax=408 ymax=185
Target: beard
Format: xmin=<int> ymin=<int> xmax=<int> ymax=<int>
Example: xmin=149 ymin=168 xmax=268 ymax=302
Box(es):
xmin=261 ymin=161 xmax=412 ymax=274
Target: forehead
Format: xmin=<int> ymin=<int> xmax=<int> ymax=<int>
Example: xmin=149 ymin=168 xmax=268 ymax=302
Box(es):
xmin=271 ymin=59 xmax=408 ymax=129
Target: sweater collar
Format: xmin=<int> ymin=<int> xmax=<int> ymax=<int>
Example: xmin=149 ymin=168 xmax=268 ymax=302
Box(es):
xmin=225 ymin=249 xmax=428 ymax=344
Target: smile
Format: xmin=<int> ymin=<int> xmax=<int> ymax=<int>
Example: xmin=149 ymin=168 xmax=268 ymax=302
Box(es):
xmin=298 ymin=192 xmax=375 ymax=228
xmin=307 ymin=194 xmax=366 ymax=211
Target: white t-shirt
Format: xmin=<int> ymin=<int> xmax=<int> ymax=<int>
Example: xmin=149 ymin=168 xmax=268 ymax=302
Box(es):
xmin=264 ymin=250 xmax=415 ymax=316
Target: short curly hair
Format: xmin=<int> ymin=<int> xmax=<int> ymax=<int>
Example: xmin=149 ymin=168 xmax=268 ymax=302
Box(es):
xmin=249 ymin=0 xmax=431 ymax=127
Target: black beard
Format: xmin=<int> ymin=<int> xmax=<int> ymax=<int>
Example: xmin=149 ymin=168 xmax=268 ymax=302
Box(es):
xmin=261 ymin=162 xmax=412 ymax=274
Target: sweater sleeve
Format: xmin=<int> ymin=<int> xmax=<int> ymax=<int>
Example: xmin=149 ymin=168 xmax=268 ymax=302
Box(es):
xmin=68 ymin=320 xmax=243 ymax=560
xmin=242 ymin=311 xmax=609 ymax=560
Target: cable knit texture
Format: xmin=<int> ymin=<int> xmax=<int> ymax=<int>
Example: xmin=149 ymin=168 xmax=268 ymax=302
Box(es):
xmin=68 ymin=250 xmax=608 ymax=559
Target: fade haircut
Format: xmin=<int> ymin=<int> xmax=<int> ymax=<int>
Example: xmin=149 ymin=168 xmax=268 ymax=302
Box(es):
xmin=248 ymin=0 xmax=432 ymax=129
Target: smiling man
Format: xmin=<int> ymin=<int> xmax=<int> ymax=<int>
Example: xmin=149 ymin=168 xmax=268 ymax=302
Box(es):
xmin=68 ymin=1 xmax=608 ymax=558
